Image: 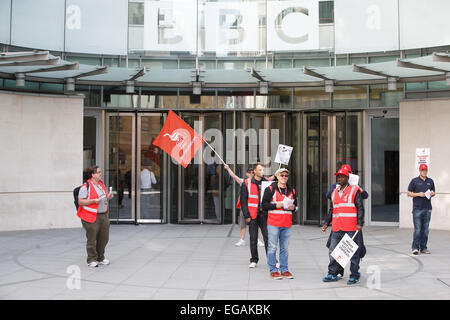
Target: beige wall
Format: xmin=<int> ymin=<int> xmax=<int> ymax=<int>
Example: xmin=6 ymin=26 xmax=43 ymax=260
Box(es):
xmin=0 ymin=91 xmax=83 ymax=231
xmin=400 ymin=98 xmax=450 ymax=231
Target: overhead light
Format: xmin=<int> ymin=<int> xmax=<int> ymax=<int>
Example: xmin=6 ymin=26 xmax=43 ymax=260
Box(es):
xmin=65 ymin=78 xmax=75 ymax=91
xmin=15 ymin=73 xmax=25 ymax=87
xmin=388 ymin=77 xmax=397 ymax=90
xmin=126 ymin=80 xmax=135 ymax=93
xmin=325 ymin=80 xmax=334 ymax=93
xmin=259 ymin=81 xmax=268 ymax=95
xmin=446 ymin=72 xmax=450 ymax=86
xmin=193 ymin=81 xmax=201 ymax=95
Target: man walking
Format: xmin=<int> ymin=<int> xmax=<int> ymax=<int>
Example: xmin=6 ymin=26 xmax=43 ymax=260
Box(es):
xmin=407 ymin=164 xmax=435 ymax=255
xmin=262 ymin=168 xmax=297 ymax=279
xmin=321 ymin=167 xmax=365 ymax=285
xmin=240 ymin=163 xmax=269 ymax=268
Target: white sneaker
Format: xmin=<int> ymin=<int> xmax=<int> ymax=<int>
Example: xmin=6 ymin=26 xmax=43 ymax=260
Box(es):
xmin=249 ymin=262 xmax=257 ymax=268
xmin=235 ymin=239 xmax=245 ymax=247
xmin=257 ymin=239 xmax=265 ymax=247
xmin=98 ymin=259 xmax=110 ymax=265
xmin=88 ymin=261 xmax=98 ymax=268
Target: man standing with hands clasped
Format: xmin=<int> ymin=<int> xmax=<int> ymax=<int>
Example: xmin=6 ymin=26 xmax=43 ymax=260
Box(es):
xmin=321 ymin=167 xmax=365 ymax=285
xmin=262 ymin=168 xmax=298 ymax=279
xmin=407 ymin=164 xmax=435 ymax=255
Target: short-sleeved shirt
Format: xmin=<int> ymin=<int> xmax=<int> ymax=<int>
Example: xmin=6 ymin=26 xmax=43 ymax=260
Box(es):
xmin=78 ymin=182 xmax=108 ymax=213
xmin=408 ymin=176 xmax=435 ymax=210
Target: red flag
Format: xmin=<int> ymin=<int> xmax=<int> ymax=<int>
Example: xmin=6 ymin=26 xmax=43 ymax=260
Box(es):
xmin=152 ymin=110 xmax=204 ymax=168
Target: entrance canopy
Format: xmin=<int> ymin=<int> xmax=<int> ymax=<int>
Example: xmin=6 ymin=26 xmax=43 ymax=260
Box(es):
xmin=1 ymin=51 xmax=449 ymax=90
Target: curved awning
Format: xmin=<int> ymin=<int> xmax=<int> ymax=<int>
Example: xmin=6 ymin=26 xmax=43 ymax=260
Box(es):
xmin=0 ymin=50 xmax=449 ymax=91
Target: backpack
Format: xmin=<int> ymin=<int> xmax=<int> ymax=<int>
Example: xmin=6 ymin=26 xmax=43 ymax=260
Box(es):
xmin=73 ymin=182 xmax=89 ymax=210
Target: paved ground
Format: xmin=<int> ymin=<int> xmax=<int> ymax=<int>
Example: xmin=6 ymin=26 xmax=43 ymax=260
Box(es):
xmin=0 ymin=224 xmax=449 ymax=300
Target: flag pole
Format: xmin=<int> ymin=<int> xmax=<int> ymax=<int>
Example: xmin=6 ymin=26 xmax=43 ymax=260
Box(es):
xmin=204 ymin=139 xmax=226 ymax=165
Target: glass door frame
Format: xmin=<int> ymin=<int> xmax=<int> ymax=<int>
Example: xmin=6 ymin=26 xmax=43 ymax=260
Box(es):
xmin=364 ymin=108 xmax=400 ymax=226
xmin=177 ymin=112 xmax=223 ymax=224
xmin=105 ymin=112 xmax=136 ymax=223
xmin=136 ymin=112 xmax=167 ymax=223
xmin=302 ymin=111 xmax=337 ymax=225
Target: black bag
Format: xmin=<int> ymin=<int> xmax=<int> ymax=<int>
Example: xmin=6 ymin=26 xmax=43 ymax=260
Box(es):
xmin=73 ymin=182 xmax=89 ymax=210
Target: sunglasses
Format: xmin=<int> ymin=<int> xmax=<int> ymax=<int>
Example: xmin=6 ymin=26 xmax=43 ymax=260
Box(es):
xmin=280 ymin=174 xmax=289 ymax=178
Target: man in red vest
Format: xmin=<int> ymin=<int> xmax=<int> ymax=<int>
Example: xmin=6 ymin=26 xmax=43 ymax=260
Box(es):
xmin=240 ymin=163 xmax=269 ymax=268
xmin=261 ymin=168 xmax=297 ymax=279
xmin=321 ymin=167 xmax=365 ymax=285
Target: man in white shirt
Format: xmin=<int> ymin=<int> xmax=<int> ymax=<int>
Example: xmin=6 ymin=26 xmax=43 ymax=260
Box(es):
xmin=141 ymin=165 xmax=157 ymax=190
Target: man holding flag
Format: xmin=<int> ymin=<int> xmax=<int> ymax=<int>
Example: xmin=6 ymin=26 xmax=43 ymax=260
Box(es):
xmin=321 ymin=167 xmax=365 ymax=285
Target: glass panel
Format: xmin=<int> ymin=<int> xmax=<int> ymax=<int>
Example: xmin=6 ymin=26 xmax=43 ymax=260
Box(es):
xmin=181 ymin=115 xmax=200 ymax=220
xmin=268 ymin=113 xmax=285 ymax=174
xmin=217 ymin=60 xmax=254 ymax=70
xmin=223 ymin=112 xmax=234 ymax=224
xmin=179 ymin=94 xmax=216 ymax=108
xmin=142 ymin=60 xmax=178 ymax=69
xmin=288 ymin=112 xmax=301 ymax=225
xmin=246 ymin=114 xmax=265 ymax=165
xmin=320 ymin=113 xmax=329 ymax=223
xmin=203 ymin=114 xmax=222 ymax=222
xmin=319 ymin=1 xmax=334 ymax=24
xmin=333 ymin=85 xmax=367 ymax=109
xmin=371 ymin=118 xmax=399 ymax=222
xmin=294 ymin=59 xmax=329 ymax=68
xmin=306 ymin=113 xmax=320 ymax=221
xmin=335 ymin=113 xmax=346 ymax=171
xmin=83 ymin=117 xmax=97 ymax=169
xmin=255 ymin=88 xmax=292 ymax=109
xmin=369 ymin=84 xmax=403 ymax=107
xmin=129 ymin=2 xmax=144 ymax=25
xmin=274 ymin=59 xmax=292 ymax=68
xmin=139 ymin=116 xmax=164 ymax=220
xmin=295 ymin=87 xmax=330 ymax=109
xmin=346 ymin=112 xmax=363 ymax=178
xmin=107 ymin=115 xmax=134 ymax=221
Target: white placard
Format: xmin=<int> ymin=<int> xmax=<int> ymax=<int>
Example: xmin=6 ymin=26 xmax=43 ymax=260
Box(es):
xmin=261 ymin=181 xmax=272 ymax=202
xmin=349 ymin=173 xmax=359 ymax=186
xmin=331 ymin=233 xmax=359 ymax=268
xmin=274 ymin=144 xmax=293 ymax=165
xmin=267 ymin=0 xmax=319 ymax=52
xmin=416 ymin=148 xmax=430 ymax=169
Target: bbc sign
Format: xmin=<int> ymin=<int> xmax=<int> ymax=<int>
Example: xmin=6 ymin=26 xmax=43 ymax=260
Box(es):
xmin=144 ymin=0 xmax=319 ymax=53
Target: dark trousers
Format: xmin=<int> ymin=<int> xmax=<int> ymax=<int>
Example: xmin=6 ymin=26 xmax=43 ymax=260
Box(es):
xmin=248 ymin=214 xmax=268 ymax=263
xmin=81 ymin=213 xmax=110 ymax=264
xmin=412 ymin=209 xmax=431 ymax=251
xmin=328 ymin=231 xmax=361 ymax=278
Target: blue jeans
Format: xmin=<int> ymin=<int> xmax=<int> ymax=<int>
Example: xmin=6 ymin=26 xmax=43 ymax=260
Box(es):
xmin=412 ymin=209 xmax=431 ymax=251
xmin=328 ymin=231 xmax=361 ymax=278
xmin=267 ymin=225 xmax=291 ymax=273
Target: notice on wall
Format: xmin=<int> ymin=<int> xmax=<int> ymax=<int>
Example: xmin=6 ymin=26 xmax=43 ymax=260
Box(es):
xmin=331 ymin=233 xmax=359 ymax=268
xmin=416 ymin=148 xmax=430 ymax=169
xmin=274 ymin=144 xmax=293 ymax=165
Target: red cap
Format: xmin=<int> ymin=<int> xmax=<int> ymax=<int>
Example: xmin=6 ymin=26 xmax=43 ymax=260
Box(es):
xmin=334 ymin=168 xmax=350 ymax=177
xmin=340 ymin=164 xmax=352 ymax=173
xmin=419 ymin=164 xmax=428 ymax=171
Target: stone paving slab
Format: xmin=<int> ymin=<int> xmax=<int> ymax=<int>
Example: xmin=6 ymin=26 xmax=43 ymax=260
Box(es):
xmin=0 ymin=224 xmax=449 ymax=300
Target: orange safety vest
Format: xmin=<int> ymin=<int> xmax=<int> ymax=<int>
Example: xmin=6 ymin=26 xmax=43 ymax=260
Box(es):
xmin=331 ymin=184 xmax=358 ymax=232
xmin=236 ymin=178 xmax=259 ymax=219
xmin=76 ymin=179 xmax=108 ymax=223
xmin=267 ymin=186 xmax=295 ymax=228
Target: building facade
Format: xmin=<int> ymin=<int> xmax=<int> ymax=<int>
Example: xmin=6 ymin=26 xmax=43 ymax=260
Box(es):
xmin=1 ymin=0 xmax=450 ymax=231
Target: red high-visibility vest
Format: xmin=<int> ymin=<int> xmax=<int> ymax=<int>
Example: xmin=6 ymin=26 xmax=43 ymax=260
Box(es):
xmin=236 ymin=178 xmax=259 ymax=219
xmin=267 ymin=186 xmax=295 ymax=228
xmin=77 ymin=179 xmax=108 ymax=223
xmin=331 ymin=185 xmax=358 ymax=232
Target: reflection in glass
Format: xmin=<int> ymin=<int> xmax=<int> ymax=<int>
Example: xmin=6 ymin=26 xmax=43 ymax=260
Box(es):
xmin=140 ymin=116 xmax=163 ymax=220
xmin=107 ymin=116 xmax=133 ymax=221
